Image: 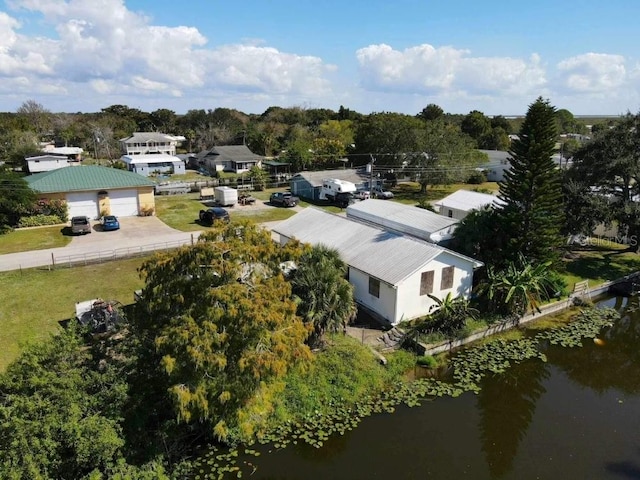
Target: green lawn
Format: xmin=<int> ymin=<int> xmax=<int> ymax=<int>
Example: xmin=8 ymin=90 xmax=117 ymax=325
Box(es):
xmin=155 ymin=192 xmax=299 ymax=230
xmin=391 ymin=181 xmax=499 ymax=206
xmin=0 ymin=257 xmax=146 ymax=370
xmin=562 ymin=243 xmax=640 ymax=290
xmin=0 ymin=225 xmax=71 ymax=255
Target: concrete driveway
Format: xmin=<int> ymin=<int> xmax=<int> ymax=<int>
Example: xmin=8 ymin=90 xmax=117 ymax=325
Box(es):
xmin=0 ymin=216 xmax=202 ymax=272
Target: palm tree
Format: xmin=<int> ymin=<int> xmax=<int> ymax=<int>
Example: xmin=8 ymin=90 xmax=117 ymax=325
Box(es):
xmin=290 ymin=245 xmax=356 ymax=347
xmin=477 ymin=254 xmax=557 ymax=316
xmin=406 ymin=292 xmax=479 ymax=338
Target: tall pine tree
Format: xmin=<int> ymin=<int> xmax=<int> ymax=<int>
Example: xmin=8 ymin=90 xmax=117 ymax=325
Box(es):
xmin=497 ymin=97 xmax=564 ymax=265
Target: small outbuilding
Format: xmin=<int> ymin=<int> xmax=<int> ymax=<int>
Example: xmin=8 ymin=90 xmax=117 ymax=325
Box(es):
xmin=347 ymin=199 xmax=458 ymax=244
xmin=272 ymin=208 xmax=482 ymax=325
xmin=434 ymin=190 xmax=503 ymax=220
xmin=25 ymin=165 xmax=156 ymax=220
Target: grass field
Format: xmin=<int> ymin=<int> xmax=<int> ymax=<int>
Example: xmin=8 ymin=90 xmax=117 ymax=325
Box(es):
xmin=391 ymin=181 xmax=499 ymax=205
xmin=0 ymin=225 xmax=71 ymax=255
xmin=562 ymin=243 xmax=640 ymax=290
xmin=0 ymin=257 xmax=146 ymax=370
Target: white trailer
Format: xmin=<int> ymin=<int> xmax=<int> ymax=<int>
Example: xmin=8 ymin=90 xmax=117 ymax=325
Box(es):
xmin=319 ymin=179 xmax=357 ymax=207
xmin=214 ymin=186 xmax=238 ymax=207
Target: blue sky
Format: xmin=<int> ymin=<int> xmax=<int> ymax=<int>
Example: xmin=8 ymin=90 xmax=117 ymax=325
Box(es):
xmin=1 ymin=0 xmax=639 ymax=116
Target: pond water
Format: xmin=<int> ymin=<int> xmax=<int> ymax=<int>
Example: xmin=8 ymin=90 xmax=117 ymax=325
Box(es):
xmin=208 ymin=296 xmax=640 ymax=479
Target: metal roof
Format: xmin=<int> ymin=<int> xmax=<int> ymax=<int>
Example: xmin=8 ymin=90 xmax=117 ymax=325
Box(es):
xmin=434 ymin=189 xmax=503 ymax=212
xmin=347 ymin=199 xmax=458 ymax=237
xmin=273 ymin=208 xmax=481 ymax=286
xmin=119 ymin=132 xmax=177 ymax=143
xmin=25 ymin=165 xmax=155 ymax=193
xmin=291 ymin=168 xmax=369 ymax=187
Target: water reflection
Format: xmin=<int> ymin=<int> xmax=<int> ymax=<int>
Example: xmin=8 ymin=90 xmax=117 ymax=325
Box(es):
xmin=477 ymin=360 xmax=549 ymax=477
xmin=197 ymin=296 xmax=640 ymax=479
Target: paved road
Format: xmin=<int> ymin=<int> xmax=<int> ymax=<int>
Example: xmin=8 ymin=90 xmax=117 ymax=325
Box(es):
xmin=0 ymin=216 xmax=202 ymax=272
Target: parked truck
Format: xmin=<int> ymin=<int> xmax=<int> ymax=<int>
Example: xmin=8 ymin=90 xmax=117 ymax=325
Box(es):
xmin=214 ymin=186 xmax=238 ymax=207
xmin=270 ymin=192 xmax=299 ymax=207
xmin=319 ymin=178 xmax=357 ymax=207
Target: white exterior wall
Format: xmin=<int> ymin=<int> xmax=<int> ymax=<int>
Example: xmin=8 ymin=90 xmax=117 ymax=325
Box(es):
xmin=27 ymin=158 xmax=70 ymax=173
xmin=394 ymin=252 xmax=474 ymax=324
xmin=348 ymin=267 xmax=397 ymax=323
xmin=438 ymin=206 xmax=469 ymax=221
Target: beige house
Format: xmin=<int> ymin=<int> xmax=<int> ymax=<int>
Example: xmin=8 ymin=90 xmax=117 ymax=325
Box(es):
xmin=25 ymin=165 xmax=156 ymax=220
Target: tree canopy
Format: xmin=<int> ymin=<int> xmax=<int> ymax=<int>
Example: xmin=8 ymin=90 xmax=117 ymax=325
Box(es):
xmin=132 ymin=222 xmax=312 ymax=440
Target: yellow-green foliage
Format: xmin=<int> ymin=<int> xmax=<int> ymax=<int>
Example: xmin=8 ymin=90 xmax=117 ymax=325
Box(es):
xmin=133 ymin=221 xmax=312 ymax=441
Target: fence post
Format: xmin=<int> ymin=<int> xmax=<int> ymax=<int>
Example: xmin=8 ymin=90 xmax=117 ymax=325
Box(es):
xmin=51 ymin=252 xmax=55 ymax=269
xmin=191 ymin=233 xmax=194 ymax=246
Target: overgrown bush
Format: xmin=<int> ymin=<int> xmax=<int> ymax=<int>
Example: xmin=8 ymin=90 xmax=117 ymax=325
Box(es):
xmin=416 ymin=355 xmax=438 ymax=368
xmin=139 ymin=205 xmax=155 ymax=216
xmin=467 ymin=171 xmax=487 ymax=184
xmin=27 ymin=199 xmax=68 ymax=222
xmin=18 ymin=214 xmax=63 ymax=227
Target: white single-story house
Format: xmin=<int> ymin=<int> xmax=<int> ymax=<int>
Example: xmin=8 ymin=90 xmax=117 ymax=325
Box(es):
xmin=434 ymin=190 xmax=503 ymax=221
xmin=121 ymin=154 xmax=185 ymax=177
xmin=196 ymin=145 xmax=263 ymax=174
xmin=26 ymin=154 xmax=72 ymax=173
xmin=273 ymin=208 xmax=483 ymax=325
xmin=25 ymin=165 xmax=156 ymax=220
xmin=346 ymin=199 xmax=458 ymax=244
xmin=478 ymin=149 xmax=567 ymax=182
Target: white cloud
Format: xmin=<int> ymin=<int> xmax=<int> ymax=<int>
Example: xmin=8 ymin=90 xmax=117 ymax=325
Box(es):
xmin=556 ymin=53 xmax=626 ymax=92
xmin=0 ymin=0 xmax=334 ymax=108
xmin=356 ymin=43 xmax=546 ymax=96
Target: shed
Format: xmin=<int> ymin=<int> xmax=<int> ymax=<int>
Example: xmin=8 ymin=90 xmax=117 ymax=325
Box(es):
xmin=434 ymin=190 xmax=503 ymax=220
xmin=347 ymin=199 xmax=458 ymax=244
xmin=273 ymin=208 xmax=482 ymax=325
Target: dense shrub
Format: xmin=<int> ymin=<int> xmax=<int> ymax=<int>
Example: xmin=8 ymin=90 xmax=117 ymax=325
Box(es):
xmin=18 ymin=214 xmax=63 ymax=227
xmin=28 ymin=199 xmax=68 ymax=222
xmin=467 ymin=171 xmax=487 ymax=184
xmin=416 ymin=355 xmax=438 ymax=368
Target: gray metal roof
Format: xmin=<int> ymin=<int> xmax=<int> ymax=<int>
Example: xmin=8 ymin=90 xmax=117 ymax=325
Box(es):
xmin=273 ymin=208 xmax=481 ymax=285
xmin=347 ymin=199 xmax=458 ymax=237
xmin=120 ymin=132 xmax=176 ymax=143
xmin=196 ymin=145 xmax=263 ymax=163
xmin=435 ymin=189 xmax=503 ymax=211
xmin=291 ymin=168 xmax=369 ymax=187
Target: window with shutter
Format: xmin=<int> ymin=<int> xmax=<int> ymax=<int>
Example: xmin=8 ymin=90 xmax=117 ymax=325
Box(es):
xmin=420 ymin=270 xmax=434 ymax=296
xmin=441 ymin=266 xmax=455 ymax=290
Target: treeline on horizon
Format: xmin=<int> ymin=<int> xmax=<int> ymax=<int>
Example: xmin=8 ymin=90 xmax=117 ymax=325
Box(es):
xmin=0 ymin=100 xmax=615 ymax=173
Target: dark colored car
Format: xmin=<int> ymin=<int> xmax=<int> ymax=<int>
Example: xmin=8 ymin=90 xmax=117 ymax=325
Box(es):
xmin=70 ymin=216 xmax=91 ymax=235
xmin=101 ymin=215 xmax=120 ymax=231
xmin=199 ymin=207 xmax=230 ymax=225
xmin=270 ymin=192 xmax=299 ymax=207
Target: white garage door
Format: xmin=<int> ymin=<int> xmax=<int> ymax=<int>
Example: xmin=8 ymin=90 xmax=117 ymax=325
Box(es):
xmin=67 ymin=192 xmax=99 ymax=220
xmin=109 ymin=189 xmax=139 ymax=217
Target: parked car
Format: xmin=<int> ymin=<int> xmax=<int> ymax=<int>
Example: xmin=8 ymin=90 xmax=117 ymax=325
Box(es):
xmin=354 ymin=190 xmax=371 ymax=200
xmin=199 ymin=207 xmax=230 ymax=226
xmin=371 ymin=186 xmax=394 ymax=199
xmin=270 ymin=192 xmax=300 ymax=207
xmin=70 ymin=216 xmax=91 ymax=235
xmin=101 ymin=215 xmax=120 ymax=231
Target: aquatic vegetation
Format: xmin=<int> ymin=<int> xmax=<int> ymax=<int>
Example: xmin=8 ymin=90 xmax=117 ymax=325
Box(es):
xmin=187 ymin=307 xmax=620 ymax=479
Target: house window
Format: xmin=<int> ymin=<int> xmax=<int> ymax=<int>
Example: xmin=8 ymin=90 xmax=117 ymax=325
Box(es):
xmin=441 ymin=266 xmax=455 ymax=290
xmin=448 ymin=209 xmax=453 ymax=218
xmin=369 ymin=277 xmax=380 ymax=298
xmin=420 ymin=270 xmax=434 ymax=296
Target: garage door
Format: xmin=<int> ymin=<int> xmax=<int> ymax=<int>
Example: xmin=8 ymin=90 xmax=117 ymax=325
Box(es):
xmin=109 ymin=189 xmax=139 ymax=217
xmin=67 ymin=192 xmax=99 ymax=220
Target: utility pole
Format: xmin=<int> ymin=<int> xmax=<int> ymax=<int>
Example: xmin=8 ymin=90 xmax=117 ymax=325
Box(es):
xmin=369 ymin=154 xmax=375 ymax=195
